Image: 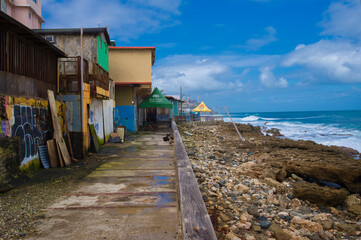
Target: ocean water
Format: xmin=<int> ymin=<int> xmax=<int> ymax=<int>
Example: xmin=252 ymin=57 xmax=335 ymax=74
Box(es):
xmin=224 ymin=110 xmax=361 ymax=153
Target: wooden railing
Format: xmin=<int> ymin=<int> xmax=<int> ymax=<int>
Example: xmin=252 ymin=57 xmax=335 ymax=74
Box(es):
xmin=91 ymin=62 xmax=109 ymax=94
xmin=58 ymin=57 xmax=89 ymax=93
xmin=58 ymin=58 xmax=109 ymax=97
xmin=172 ymin=121 xmax=217 ymax=239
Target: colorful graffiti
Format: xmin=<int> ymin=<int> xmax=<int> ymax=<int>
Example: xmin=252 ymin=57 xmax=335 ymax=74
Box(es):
xmin=11 ymin=105 xmax=50 ymax=164
xmin=0 ymin=120 xmax=10 ymax=137
xmin=0 ymin=96 xmax=9 ymax=137
xmin=89 ymin=99 xmax=104 ymax=145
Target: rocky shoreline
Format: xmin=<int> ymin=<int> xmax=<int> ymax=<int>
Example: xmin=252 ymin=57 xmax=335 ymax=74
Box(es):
xmin=179 ymin=122 xmax=361 ymax=240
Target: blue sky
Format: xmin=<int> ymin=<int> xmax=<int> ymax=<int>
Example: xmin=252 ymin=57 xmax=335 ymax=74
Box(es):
xmin=42 ymin=0 xmax=361 ymax=112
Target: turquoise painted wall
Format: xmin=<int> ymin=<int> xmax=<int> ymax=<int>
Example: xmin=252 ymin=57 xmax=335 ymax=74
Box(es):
xmin=97 ymin=36 xmax=109 ymax=72
xmin=173 ymin=101 xmax=179 ymax=116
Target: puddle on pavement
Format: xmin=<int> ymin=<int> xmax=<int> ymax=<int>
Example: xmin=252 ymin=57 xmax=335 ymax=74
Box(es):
xmin=153 ymin=176 xmax=173 ymax=186
xmin=125 ymin=146 xmax=137 ymax=152
xmin=156 ymin=193 xmax=175 ymax=206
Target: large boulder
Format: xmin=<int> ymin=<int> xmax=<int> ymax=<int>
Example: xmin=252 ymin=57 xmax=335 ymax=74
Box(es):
xmin=286 ymin=158 xmax=361 ymax=193
xmin=293 ymin=181 xmax=349 ymax=206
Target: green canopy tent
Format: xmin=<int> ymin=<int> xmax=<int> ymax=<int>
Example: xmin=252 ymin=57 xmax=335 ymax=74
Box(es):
xmin=139 ymin=87 xmax=172 ymax=109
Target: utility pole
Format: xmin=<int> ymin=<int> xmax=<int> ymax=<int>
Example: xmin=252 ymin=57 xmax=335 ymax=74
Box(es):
xmin=80 ymin=26 xmax=84 ymax=155
xmin=180 ymin=85 xmax=183 ymax=121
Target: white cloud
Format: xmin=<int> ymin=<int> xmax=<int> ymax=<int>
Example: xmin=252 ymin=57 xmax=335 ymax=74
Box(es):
xmin=320 ymin=0 xmax=361 ymax=40
xmin=153 ymin=55 xmax=232 ymax=94
xmin=152 ymin=54 xmax=283 ymax=94
xmin=283 ymin=40 xmax=361 ymax=83
xmin=42 ymin=0 xmax=182 ymax=41
xmin=132 ymin=0 xmax=181 ymax=13
xmin=259 ymin=66 xmax=289 ymax=88
xmin=236 ymin=26 xmax=278 ymax=50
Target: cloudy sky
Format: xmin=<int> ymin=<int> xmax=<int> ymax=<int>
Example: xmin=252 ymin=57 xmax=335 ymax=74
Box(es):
xmin=42 ymin=0 xmax=361 ymax=112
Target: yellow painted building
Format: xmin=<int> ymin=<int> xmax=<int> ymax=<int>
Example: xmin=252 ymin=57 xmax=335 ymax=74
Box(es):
xmin=109 ymin=47 xmax=155 ymax=132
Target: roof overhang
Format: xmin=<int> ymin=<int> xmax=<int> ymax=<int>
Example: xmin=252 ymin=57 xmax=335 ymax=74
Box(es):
xmin=0 ymin=11 xmax=66 ymax=57
xmin=115 ymin=82 xmax=152 ymax=87
xmin=34 ymin=28 xmax=111 ymax=45
xmin=109 ymin=47 xmax=156 ymax=65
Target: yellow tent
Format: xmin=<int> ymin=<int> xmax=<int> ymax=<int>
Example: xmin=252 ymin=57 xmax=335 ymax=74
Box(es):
xmin=192 ymin=101 xmax=212 ymax=112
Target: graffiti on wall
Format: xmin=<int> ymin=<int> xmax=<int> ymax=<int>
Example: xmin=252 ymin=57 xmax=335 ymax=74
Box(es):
xmin=0 ymin=96 xmax=10 ymax=137
xmin=89 ymin=99 xmax=104 ymax=145
xmin=11 ymin=105 xmax=50 ymax=164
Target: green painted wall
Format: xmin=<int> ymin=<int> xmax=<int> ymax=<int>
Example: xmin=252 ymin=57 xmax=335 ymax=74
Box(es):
xmin=97 ymin=36 xmax=109 ymax=72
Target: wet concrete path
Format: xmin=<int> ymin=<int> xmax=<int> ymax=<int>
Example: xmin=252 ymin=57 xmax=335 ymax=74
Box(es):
xmin=27 ymin=131 xmax=180 ymax=240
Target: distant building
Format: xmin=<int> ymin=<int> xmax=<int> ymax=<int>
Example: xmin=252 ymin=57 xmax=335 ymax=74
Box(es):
xmin=109 ymin=47 xmax=155 ymax=132
xmin=34 ymin=28 xmax=113 ymax=158
xmin=0 ymin=0 xmax=44 ymax=29
xmin=165 ymin=96 xmax=183 ymax=118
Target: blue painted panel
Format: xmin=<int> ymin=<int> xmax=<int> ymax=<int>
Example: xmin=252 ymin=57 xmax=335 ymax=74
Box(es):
xmin=56 ymin=94 xmax=81 ymax=132
xmin=114 ymin=105 xmax=135 ymax=132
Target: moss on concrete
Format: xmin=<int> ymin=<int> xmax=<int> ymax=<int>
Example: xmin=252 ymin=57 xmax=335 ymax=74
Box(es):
xmin=20 ymin=158 xmax=41 ymax=174
xmin=0 ymin=137 xmax=20 ymax=185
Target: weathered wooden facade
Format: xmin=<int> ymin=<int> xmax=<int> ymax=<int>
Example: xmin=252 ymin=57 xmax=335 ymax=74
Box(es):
xmin=0 ymin=11 xmax=65 ymax=99
xmin=0 ymin=11 xmax=66 ymax=178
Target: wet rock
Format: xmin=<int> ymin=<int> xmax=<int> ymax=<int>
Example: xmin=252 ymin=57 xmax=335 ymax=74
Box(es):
xmin=311 ymin=213 xmax=334 ymax=230
xmin=345 ymin=194 xmax=361 ymax=208
xmin=234 ymin=183 xmax=249 ymax=194
xmin=337 ymin=146 xmax=359 ymax=158
xmin=236 ymin=221 xmax=252 ymax=230
xmin=247 ymin=205 xmax=260 ymax=218
xmin=264 ymin=178 xmax=286 ymax=193
xmin=334 ymin=222 xmax=359 ymax=235
xmin=220 ymin=212 xmax=232 ymax=222
xmin=278 ymin=212 xmax=291 ymax=222
xmin=287 ymin=193 xmax=294 ymax=200
xmin=245 ymin=236 xmax=256 ymax=240
xmin=266 ymin=128 xmax=283 ymax=137
xmin=286 ymin=157 xmax=361 ymax=193
xmin=291 ymin=216 xmax=323 ymax=233
xmin=219 ymin=178 xmax=227 ymax=187
xmin=269 ymin=223 xmax=291 ymax=240
xmin=290 ymin=198 xmax=302 ymax=208
xmin=252 ymin=225 xmax=262 ymax=232
xmin=348 ymin=204 xmax=361 ymax=215
xmin=225 ymin=232 xmax=241 ymax=240
xmin=293 ymin=181 xmax=349 ymax=206
xmin=260 ymin=220 xmax=272 ymax=229
xmin=291 ymin=174 xmax=303 ymax=182
xmin=308 ymin=232 xmax=323 ymax=240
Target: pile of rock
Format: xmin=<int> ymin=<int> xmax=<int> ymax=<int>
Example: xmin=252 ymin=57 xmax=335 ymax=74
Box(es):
xmin=179 ymin=123 xmax=361 ymax=240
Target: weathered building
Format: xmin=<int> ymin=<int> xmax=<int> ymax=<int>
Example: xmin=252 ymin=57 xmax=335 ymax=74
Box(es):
xmin=109 ymin=47 xmax=155 ymax=132
xmin=0 ymin=11 xmax=65 ymax=178
xmin=34 ymin=28 xmax=113 ymax=158
xmin=0 ymin=0 xmax=44 ymax=29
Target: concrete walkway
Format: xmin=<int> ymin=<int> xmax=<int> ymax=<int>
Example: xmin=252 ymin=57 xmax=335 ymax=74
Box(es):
xmin=27 ymin=131 xmax=180 ymax=240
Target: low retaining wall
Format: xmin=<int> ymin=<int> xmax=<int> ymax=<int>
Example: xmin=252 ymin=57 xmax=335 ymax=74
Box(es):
xmin=172 ymin=120 xmax=217 ymax=240
xmin=180 ymin=120 xmax=224 ymax=127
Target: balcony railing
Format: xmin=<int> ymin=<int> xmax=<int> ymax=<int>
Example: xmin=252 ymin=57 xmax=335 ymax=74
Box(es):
xmin=58 ymin=57 xmax=109 ymax=98
xmin=90 ymin=62 xmax=109 ymax=93
xmin=58 ymin=57 xmax=89 ymax=93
